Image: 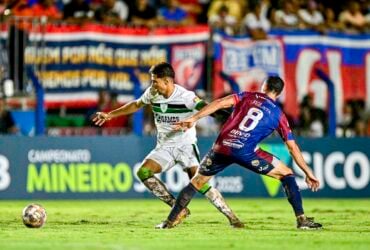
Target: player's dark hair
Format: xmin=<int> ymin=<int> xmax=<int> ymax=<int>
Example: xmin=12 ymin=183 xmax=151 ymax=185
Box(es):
xmin=149 ymin=62 xmax=175 ymax=79
xmin=265 ymin=76 xmax=284 ymax=95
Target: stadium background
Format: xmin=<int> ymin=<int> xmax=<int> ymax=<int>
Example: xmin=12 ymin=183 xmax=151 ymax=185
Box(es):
xmin=0 ymin=1 xmax=369 ymax=249
xmin=0 ymin=0 xmax=368 ymax=200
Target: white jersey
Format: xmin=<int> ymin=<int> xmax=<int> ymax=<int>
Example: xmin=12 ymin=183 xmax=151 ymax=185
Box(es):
xmin=140 ymin=84 xmax=201 ymax=146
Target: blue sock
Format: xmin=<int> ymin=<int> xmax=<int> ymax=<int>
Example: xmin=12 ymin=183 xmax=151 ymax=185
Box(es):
xmin=281 ymin=175 xmax=304 ymax=216
xmin=168 ymin=183 xmax=197 ymax=222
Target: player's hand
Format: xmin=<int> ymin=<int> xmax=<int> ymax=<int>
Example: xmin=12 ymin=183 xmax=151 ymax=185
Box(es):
xmin=305 ymin=172 xmax=320 ymax=192
xmin=173 ymin=117 xmax=195 ymax=131
xmin=92 ymin=112 xmax=111 ymax=126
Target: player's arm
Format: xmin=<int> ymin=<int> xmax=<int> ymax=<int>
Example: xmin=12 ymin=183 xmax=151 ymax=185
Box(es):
xmin=277 ymin=113 xmax=319 ymax=191
xmin=175 ymin=95 xmax=235 ymax=130
xmin=285 ymin=139 xmax=314 ymax=177
xmin=285 ymin=139 xmax=319 ymax=191
xmin=93 ymin=99 xmax=146 ymax=126
xmin=194 ymin=99 xmax=232 ymax=123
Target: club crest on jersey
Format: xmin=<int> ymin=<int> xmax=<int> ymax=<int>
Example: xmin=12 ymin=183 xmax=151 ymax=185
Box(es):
xmin=205 ymin=157 xmax=212 ymax=166
xmin=160 ymin=103 xmax=168 ymax=113
xmin=251 ymin=160 xmax=260 ymax=166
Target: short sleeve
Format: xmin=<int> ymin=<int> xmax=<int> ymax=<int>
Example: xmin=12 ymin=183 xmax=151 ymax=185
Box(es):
xmin=139 ymin=87 xmax=153 ymax=104
xmin=232 ymin=91 xmax=248 ymax=104
xmin=184 ymin=91 xmax=201 ymax=110
xmin=277 ymin=112 xmax=294 ymax=141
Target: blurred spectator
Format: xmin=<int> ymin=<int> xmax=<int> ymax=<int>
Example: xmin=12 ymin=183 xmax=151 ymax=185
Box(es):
xmin=94 ymin=0 xmax=129 ymax=25
xmin=320 ymin=0 xmax=347 ymax=19
xmin=354 ymin=119 xmax=367 ymax=137
xmin=339 ymin=101 xmax=355 ymax=136
xmin=0 ymin=98 xmax=18 ymax=134
xmin=101 ymin=92 xmax=131 ymax=132
xmin=323 ymin=7 xmax=344 ymax=31
xmin=86 ymin=89 xmax=111 ymax=125
xmin=260 ymin=0 xmax=278 ymax=23
xmin=63 ymin=0 xmax=94 ymax=24
xmin=352 ymin=101 xmax=367 ymax=137
xmin=337 ymin=100 xmax=367 ymax=137
xmin=308 ymin=111 xmax=324 ymax=137
xmin=128 ymin=0 xmax=157 ymax=28
xmin=6 ymin=0 xmax=34 ymax=92
xmin=158 ymin=0 xmax=192 ymax=26
xmin=365 ymin=1 xmax=370 ymax=27
xmin=0 ymin=0 xmax=7 ymax=14
xmin=143 ymin=105 xmax=155 ymax=135
xmin=208 ymin=4 xmax=238 ymax=35
xmin=9 ymin=0 xmax=32 ymax=16
xmin=177 ymin=0 xmax=204 ymax=24
xmin=31 ymin=0 xmax=62 ymax=21
xmin=207 ymin=0 xmax=244 ymax=25
xmin=86 ymin=90 xmax=130 ymax=132
xmin=339 ymin=1 xmax=367 ymax=33
xmin=194 ymin=0 xmax=211 ymax=24
xmin=274 ymin=0 xmax=303 ymax=29
xmin=298 ymin=95 xmax=327 ymax=137
xmin=298 ymin=0 xmax=324 ymax=31
xmin=243 ymin=2 xmax=271 ymax=39
xmin=7 ymin=0 xmax=62 ymax=20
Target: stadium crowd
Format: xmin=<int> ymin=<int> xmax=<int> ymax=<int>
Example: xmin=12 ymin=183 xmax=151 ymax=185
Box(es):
xmin=0 ymin=0 xmax=369 ymax=137
xmin=0 ymin=0 xmax=369 ymax=34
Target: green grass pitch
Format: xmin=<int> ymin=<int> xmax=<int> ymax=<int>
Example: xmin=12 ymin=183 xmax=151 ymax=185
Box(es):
xmin=0 ymin=199 xmax=369 ymax=250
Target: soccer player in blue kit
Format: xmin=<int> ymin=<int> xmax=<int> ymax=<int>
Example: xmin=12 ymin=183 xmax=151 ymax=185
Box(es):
xmin=157 ymin=76 xmax=323 ymax=230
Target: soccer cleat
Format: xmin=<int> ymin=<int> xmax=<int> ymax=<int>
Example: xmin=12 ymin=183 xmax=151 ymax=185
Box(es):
xmin=170 ymin=207 xmax=191 ymax=228
xmin=155 ymin=220 xmax=174 ymax=229
xmin=230 ymin=219 xmax=245 ymax=229
xmin=155 ymin=207 xmax=191 ymax=229
xmin=297 ymin=216 xmax=322 ymax=230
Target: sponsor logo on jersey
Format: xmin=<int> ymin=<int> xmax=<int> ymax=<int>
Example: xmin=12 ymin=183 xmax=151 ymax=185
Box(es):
xmin=258 ymin=165 xmax=270 ymax=172
xmin=155 ymin=114 xmax=180 ymax=124
xmin=229 ymin=129 xmax=251 ymax=138
xmin=222 ymin=139 xmax=244 ymax=149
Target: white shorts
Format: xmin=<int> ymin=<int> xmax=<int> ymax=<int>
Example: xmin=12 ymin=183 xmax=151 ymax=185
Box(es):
xmin=143 ymin=144 xmax=200 ymax=172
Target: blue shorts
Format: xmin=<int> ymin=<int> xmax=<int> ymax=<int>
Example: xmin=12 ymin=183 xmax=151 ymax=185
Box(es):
xmin=198 ymin=149 xmax=281 ymax=176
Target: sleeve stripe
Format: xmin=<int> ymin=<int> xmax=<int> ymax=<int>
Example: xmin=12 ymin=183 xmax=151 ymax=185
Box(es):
xmin=233 ymin=94 xmax=240 ymax=104
xmin=194 ymin=100 xmax=206 ymax=110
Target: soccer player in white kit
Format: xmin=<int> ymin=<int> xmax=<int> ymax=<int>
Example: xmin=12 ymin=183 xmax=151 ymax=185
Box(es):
xmin=93 ymin=62 xmax=243 ymax=228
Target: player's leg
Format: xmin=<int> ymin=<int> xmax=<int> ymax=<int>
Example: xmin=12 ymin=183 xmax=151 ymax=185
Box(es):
xmin=157 ymin=150 xmax=233 ymax=229
xmin=266 ymin=161 xmax=322 ymax=229
xmin=186 ymin=166 xmax=244 ymax=228
xmin=181 ymin=145 xmax=242 ymax=227
xmin=240 ymin=148 xmax=322 ymax=229
xmin=156 ymin=172 xmax=212 ymax=229
xmin=137 ymin=149 xmax=176 ymax=207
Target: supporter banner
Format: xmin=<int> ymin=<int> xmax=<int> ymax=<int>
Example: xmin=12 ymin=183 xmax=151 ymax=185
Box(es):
xmin=0 ymin=136 xmax=368 ymax=199
xmin=23 ymin=24 xmax=209 ymax=107
xmin=213 ymin=35 xmax=284 ymax=97
xmin=213 ymin=32 xmax=370 ymax=119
